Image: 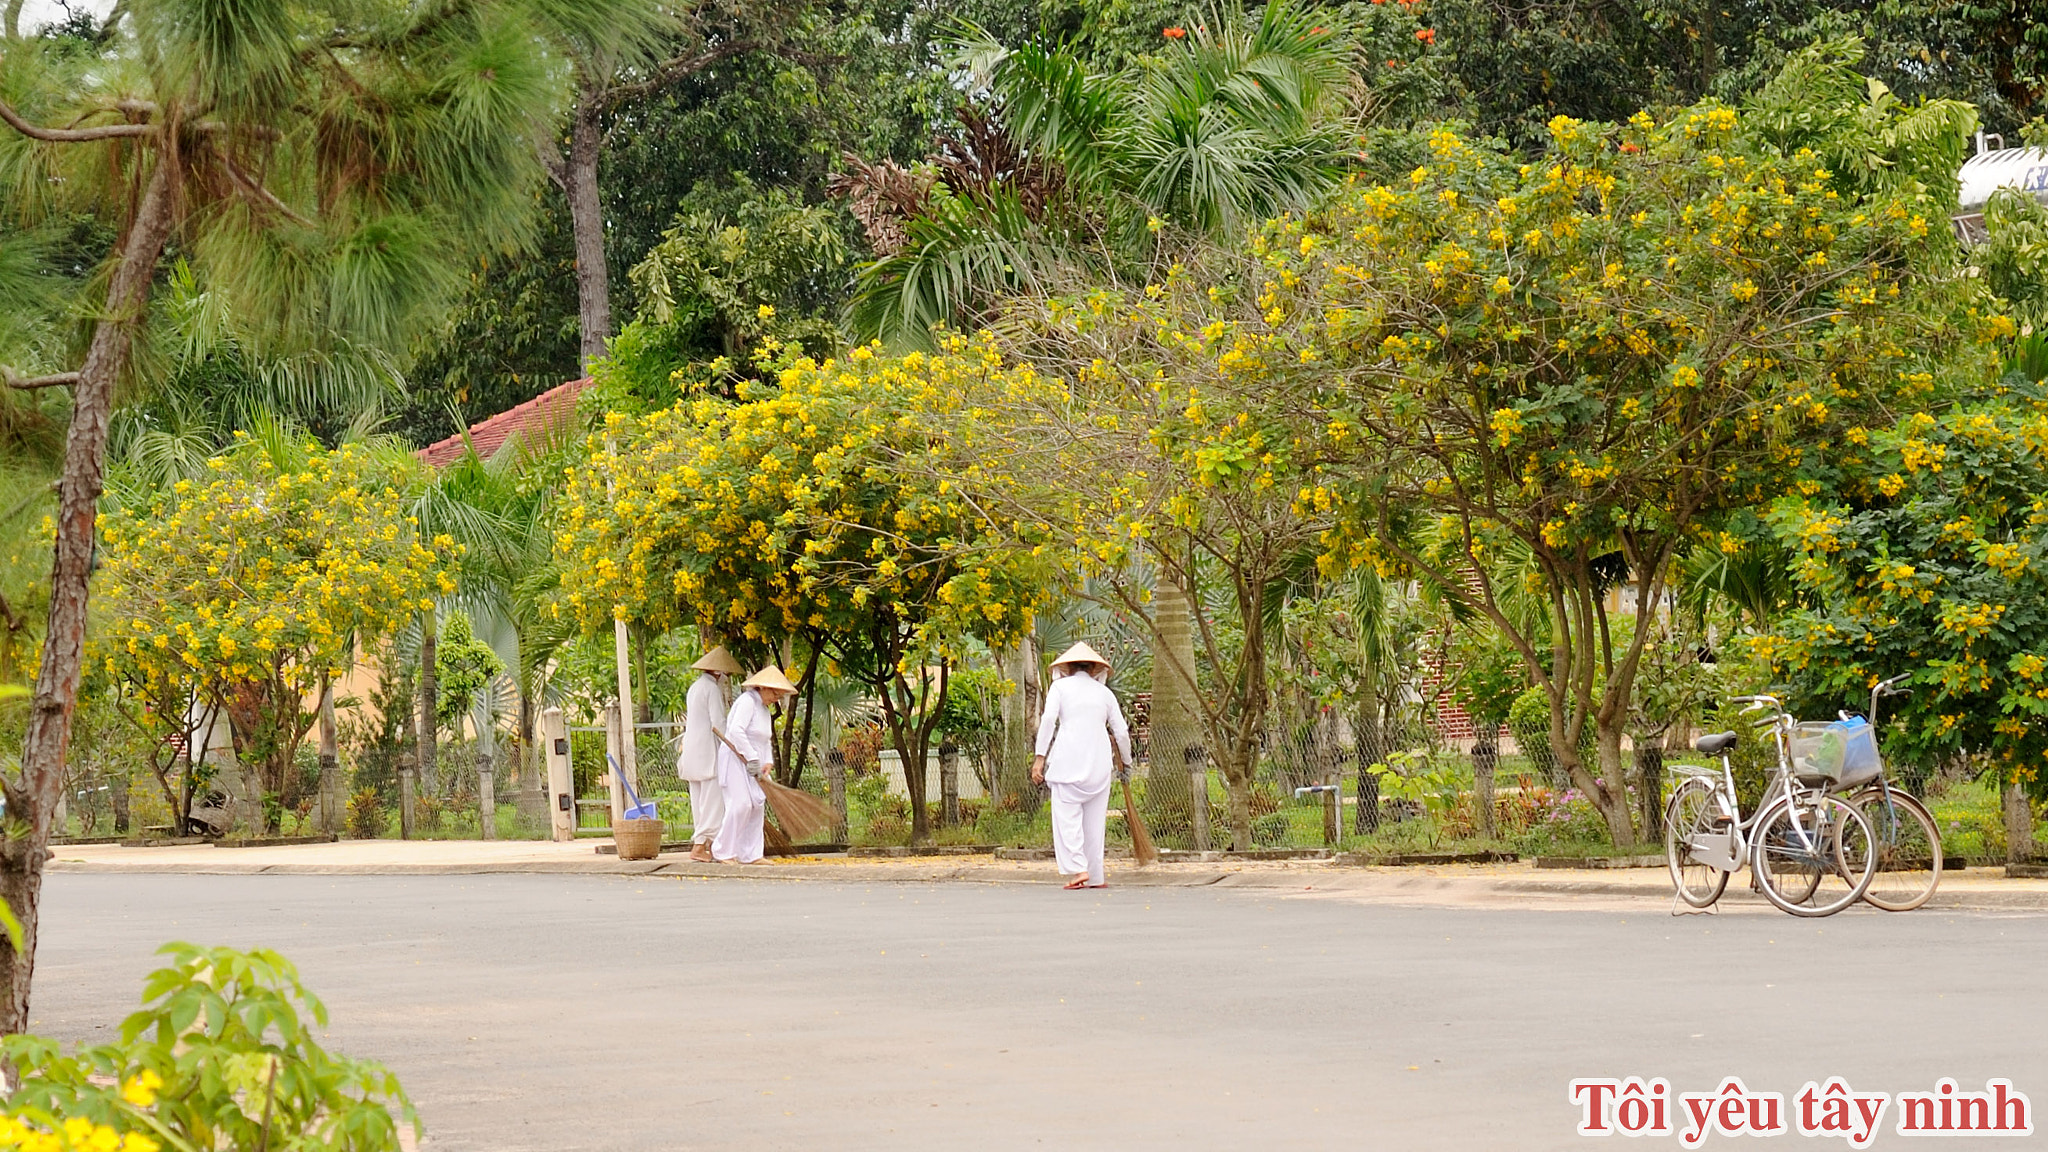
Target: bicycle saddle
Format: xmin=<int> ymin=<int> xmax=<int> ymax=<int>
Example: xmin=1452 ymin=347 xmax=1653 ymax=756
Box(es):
xmin=1693 ymin=731 xmax=1739 ymax=756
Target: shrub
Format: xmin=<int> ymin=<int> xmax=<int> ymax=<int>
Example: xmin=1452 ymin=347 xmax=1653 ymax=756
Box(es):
xmin=345 ymin=789 xmax=383 ymax=840
xmin=3 ymin=943 xmax=416 ymax=1150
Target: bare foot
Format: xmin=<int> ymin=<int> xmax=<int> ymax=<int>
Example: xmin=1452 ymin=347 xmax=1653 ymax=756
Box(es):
xmin=688 ymin=846 xmax=713 ymax=863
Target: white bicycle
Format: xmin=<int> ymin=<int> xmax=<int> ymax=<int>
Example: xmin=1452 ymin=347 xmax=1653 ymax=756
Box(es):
xmin=1664 ymin=694 xmax=1879 ymax=917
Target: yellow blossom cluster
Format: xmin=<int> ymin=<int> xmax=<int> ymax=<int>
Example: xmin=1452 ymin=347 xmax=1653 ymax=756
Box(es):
xmin=94 ymin=442 xmax=456 ymax=738
xmin=556 ymin=337 xmax=1057 ymax=656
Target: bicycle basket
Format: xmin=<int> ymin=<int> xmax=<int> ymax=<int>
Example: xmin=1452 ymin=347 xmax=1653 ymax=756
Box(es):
xmin=1788 ymin=722 xmax=1846 ymax=784
xmin=1832 ymin=716 xmax=1882 ymax=789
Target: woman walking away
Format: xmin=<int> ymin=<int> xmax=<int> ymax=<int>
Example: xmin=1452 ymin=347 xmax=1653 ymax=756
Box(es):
xmin=1032 ymin=643 xmax=1132 ymax=889
xmin=714 ymin=665 xmax=797 ymax=864
xmin=679 ymin=645 xmax=741 ymax=862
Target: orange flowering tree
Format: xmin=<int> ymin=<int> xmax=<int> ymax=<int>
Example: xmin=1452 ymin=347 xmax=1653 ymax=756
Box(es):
xmin=1277 ymin=64 xmax=1983 ymax=844
xmin=556 ymin=343 xmax=1058 ymax=838
xmin=92 ymin=442 xmax=457 ymax=830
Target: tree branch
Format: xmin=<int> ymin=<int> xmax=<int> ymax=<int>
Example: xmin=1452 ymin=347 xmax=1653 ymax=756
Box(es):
xmin=0 ymin=99 xmax=151 ymax=142
xmin=220 ymin=153 xmax=313 ymax=226
xmin=599 ymin=41 xmax=765 ymax=108
xmin=2 ymin=369 xmax=79 ymax=390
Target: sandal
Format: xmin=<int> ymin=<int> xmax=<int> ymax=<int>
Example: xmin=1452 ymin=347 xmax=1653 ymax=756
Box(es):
xmin=1062 ymin=877 xmax=1089 ymax=890
xmin=1086 ymin=882 xmax=1108 ymax=888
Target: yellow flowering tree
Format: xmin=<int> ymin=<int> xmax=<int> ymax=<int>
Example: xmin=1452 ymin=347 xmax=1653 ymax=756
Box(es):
xmin=556 ymin=343 xmax=1056 ymax=840
xmin=1764 ymin=389 xmax=2048 ymax=805
xmin=93 ymin=441 xmax=456 ymax=831
xmin=1282 ymin=62 xmax=1982 ymax=844
xmin=927 ymin=271 xmax=1345 ymax=849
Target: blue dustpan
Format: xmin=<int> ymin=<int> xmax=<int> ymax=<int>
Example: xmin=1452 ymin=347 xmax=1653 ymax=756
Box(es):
xmin=608 ymin=754 xmax=660 ymax=821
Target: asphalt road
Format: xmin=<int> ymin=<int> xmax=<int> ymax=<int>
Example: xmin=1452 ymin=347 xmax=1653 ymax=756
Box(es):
xmin=34 ymin=873 xmax=2048 ymax=1150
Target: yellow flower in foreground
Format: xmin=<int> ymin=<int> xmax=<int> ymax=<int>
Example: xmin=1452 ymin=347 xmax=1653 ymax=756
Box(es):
xmin=120 ymin=1069 xmax=162 ymax=1108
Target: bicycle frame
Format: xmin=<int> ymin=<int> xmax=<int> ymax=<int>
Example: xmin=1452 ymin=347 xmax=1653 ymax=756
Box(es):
xmin=1669 ymin=694 xmax=1835 ymax=873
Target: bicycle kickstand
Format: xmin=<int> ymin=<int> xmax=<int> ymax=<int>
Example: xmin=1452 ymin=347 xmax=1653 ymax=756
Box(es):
xmin=1669 ymin=885 xmax=1719 ymax=917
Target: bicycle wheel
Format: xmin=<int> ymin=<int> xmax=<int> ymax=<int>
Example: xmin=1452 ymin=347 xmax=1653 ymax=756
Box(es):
xmin=1851 ymin=789 xmax=1942 ymax=912
xmin=1664 ymin=779 xmax=1731 ymax=907
xmin=1751 ymin=794 xmax=1876 ymax=917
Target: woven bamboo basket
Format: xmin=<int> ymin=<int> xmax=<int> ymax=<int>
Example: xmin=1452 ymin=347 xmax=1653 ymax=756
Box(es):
xmin=612 ymin=817 xmax=665 ymax=860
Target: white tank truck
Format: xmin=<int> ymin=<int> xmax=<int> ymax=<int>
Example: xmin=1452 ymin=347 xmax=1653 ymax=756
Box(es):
xmin=1953 ymin=130 xmax=2048 ymax=244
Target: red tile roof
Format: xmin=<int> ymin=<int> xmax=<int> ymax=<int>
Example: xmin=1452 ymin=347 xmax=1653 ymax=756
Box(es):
xmin=418 ymin=377 xmax=594 ymax=469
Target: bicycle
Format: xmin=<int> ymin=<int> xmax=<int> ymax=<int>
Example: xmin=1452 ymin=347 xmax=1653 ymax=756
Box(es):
xmin=1664 ymin=694 xmax=1880 ymax=917
xmin=1834 ymin=675 xmax=1944 ymax=912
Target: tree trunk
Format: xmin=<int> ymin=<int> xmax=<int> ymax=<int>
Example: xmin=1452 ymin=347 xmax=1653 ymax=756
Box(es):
xmin=1147 ymin=574 xmax=1200 ymax=843
xmin=316 ymin=675 xmax=341 ymax=835
xmin=565 ymin=95 xmax=611 ymax=371
xmin=417 ymin=607 xmax=438 ymax=798
xmin=111 ymin=778 xmax=129 ymax=834
xmin=1 ymin=162 xmax=174 ymax=1035
xmin=1222 ymin=764 xmax=1253 ymax=850
xmin=2006 ymin=778 xmax=2035 ymax=864
xmin=1472 ymin=726 xmax=1499 ymax=841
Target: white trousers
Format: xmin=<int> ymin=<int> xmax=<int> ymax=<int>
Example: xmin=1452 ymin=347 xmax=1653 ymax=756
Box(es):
xmin=1048 ymin=782 xmax=1110 ymax=885
xmin=687 ymin=776 xmax=725 ymax=846
xmin=713 ymin=762 xmax=765 ymax=863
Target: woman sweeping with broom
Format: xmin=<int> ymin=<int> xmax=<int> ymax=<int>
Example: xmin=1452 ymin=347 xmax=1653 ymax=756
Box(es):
xmin=712 ymin=665 xmax=798 ymax=863
xmin=1032 ymin=643 xmax=1134 ymax=889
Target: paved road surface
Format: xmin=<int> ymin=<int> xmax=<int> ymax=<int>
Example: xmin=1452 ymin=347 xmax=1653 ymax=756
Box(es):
xmin=35 ymin=873 xmax=2047 ymax=1150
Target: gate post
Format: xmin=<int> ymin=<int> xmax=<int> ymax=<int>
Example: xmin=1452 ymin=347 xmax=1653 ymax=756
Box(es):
xmin=603 ymin=702 xmax=627 ymax=828
xmin=542 ymin=707 xmax=575 ymax=842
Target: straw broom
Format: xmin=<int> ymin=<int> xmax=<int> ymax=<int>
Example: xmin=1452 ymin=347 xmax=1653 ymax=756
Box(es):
xmin=1120 ymin=760 xmax=1158 ymax=867
xmin=716 ymin=731 xmax=843 ymax=844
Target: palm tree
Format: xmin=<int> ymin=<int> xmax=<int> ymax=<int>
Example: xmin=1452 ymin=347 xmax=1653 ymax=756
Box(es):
xmin=0 ymin=0 xmax=613 ymax=1033
xmin=841 ymin=0 xmax=1354 ymax=349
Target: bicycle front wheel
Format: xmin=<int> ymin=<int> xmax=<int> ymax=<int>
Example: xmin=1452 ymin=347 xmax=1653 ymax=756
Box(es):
xmin=1664 ymin=779 xmax=1731 ymax=907
xmin=1751 ymin=794 xmax=1876 ymax=917
xmin=1851 ymin=789 xmax=1942 ymax=912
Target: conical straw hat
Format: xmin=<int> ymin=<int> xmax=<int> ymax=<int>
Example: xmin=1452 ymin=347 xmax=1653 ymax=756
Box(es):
xmin=743 ymin=664 xmax=798 ymax=693
xmin=1050 ymin=641 xmax=1110 ymax=670
xmin=691 ymin=645 xmax=742 ymax=674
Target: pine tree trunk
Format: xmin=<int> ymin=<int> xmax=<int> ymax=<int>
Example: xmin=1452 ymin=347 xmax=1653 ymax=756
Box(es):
xmin=1 ymin=163 xmax=174 ymax=1035
xmin=1147 ymin=574 xmax=1200 ymax=843
xmin=565 ymin=95 xmax=611 ymax=371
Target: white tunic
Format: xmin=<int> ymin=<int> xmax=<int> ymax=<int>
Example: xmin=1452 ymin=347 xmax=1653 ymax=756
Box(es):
xmin=677 ymin=674 xmax=725 ymax=783
xmin=1033 ymin=671 xmax=1133 ymax=798
xmin=712 ymin=688 xmax=773 ymax=862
